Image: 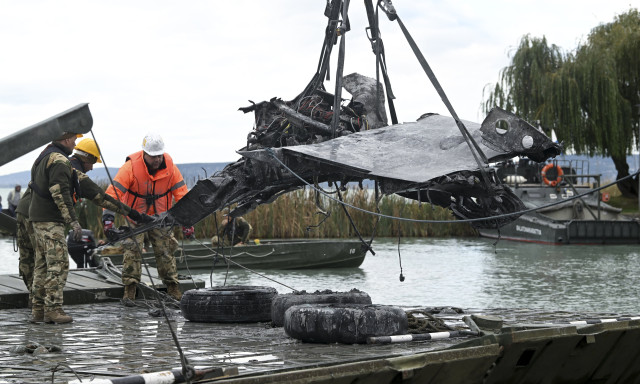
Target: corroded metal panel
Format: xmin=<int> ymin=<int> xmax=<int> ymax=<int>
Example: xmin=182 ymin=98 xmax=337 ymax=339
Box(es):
xmin=0 ymin=103 xmax=93 ymax=167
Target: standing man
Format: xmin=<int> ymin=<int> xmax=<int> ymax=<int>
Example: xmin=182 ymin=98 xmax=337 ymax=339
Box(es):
xmin=7 ymin=185 xmax=21 ymax=217
xmin=19 ymin=138 xmax=148 ymax=314
xmin=28 ymin=132 xmax=84 ymax=324
xmin=104 ymin=133 xmax=192 ymax=303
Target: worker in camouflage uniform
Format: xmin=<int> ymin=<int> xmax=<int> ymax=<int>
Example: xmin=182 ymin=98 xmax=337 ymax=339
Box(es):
xmin=15 ymin=188 xmax=35 ymax=306
xmin=17 ymin=139 xmax=145 ymax=302
xmin=104 ymin=133 xmax=192 ymax=304
xmin=28 ymin=134 xmax=149 ymax=324
xmin=211 ymin=216 xmax=252 ymax=246
xmin=28 ymin=132 xmax=84 ymax=324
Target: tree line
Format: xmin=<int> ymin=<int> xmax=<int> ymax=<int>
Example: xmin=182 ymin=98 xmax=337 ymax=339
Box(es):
xmin=483 ymin=8 xmax=640 ymax=197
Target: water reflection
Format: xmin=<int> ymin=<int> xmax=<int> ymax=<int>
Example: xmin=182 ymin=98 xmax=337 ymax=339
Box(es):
xmin=482 ymin=241 xmax=640 ymax=313
xmin=192 ymin=267 xmax=367 ymax=293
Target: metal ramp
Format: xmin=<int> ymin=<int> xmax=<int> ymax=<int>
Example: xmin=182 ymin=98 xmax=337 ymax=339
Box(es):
xmin=567 ymin=220 xmax=640 ymax=244
xmin=0 ymin=257 xmax=204 ymax=309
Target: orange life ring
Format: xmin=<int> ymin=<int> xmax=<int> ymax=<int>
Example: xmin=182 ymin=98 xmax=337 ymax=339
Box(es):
xmin=541 ymin=163 xmax=564 ymax=187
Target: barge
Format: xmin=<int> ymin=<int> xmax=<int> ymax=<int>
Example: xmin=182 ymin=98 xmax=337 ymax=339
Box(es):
xmin=478 ymin=158 xmax=640 ymax=244
xmin=2 ymin=301 xmax=640 ymax=383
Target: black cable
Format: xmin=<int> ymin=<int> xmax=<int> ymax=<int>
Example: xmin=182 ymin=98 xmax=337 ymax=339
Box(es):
xmin=179 ymin=236 xmax=199 ymax=290
xmin=336 ymin=187 xmax=375 ymax=255
xmin=393 ymin=15 xmax=492 ymax=193
xmin=265 ymin=147 xmax=640 ymax=225
xmin=397 ymin=230 xmax=405 ymax=282
xmin=330 ymin=0 xmax=350 ymax=138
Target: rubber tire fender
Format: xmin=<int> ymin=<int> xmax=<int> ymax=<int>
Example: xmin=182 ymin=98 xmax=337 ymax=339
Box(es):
xmin=284 ymin=304 xmax=408 ymax=344
xmin=180 ymin=285 xmax=277 ymax=323
xmin=271 ymin=289 xmax=372 ymax=327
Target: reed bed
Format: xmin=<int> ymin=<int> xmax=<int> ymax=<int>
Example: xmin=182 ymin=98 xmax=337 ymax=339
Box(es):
xmin=77 ymin=187 xmax=476 ymax=240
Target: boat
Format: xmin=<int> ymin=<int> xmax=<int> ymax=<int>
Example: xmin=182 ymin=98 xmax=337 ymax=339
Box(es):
xmin=478 ymin=157 xmax=640 ymax=244
xmin=94 ymin=238 xmax=368 ymax=271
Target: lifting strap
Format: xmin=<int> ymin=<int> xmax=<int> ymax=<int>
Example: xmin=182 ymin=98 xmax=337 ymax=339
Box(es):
xmin=329 ymin=0 xmax=351 ymax=138
xmin=294 ymin=0 xmax=344 ymax=110
xmin=364 ymin=0 xmax=398 ymax=125
xmin=390 ymin=10 xmax=494 ymax=191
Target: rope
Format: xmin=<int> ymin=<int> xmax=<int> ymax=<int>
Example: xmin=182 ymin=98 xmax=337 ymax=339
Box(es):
xmin=394 ymin=15 xmax=492 ymax=193
xmin=265 ymin=147 xmax=640 ymax=225
xmin=50 ymin=362 xmax=83 ymax=383
xmin=406 ymin=310 xmax=457 ymax=333
xmin=336 ymin=187 xmax=375 ymax=255
xmin=179 ymin=248 xmax=276 ymax=260
xmin=330 ymin=0 xmax=350 ymax=138
xmin=179 ymin=237 xmax=199 ymax=290
xmin=193 ymin=237 xmax=298 ymax=292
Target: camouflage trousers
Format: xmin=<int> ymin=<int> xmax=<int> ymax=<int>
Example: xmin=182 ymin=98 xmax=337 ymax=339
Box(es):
xmin=121 ymin=226 xmax=179 ymax=286
xmin=16 ymin=213 xmax=35 ymax=292
xmin=32 ymin=221 xmax=69 ymax=311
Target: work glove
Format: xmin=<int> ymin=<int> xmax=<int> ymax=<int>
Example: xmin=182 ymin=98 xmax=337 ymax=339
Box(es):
xmin=126 ymin=209 xmax=155 ymax=224
xmin=182 ymin=226 xmax=195 ymax=239
xmin=70 ymin=220 xmax=83 ymax=242
xmin=138 ymin=213 xmax=155 ymax=224
xmin=102 ymin=213 xmax=115 ymax=234
xmin=127 ymin=208 xmax=143 ymax=222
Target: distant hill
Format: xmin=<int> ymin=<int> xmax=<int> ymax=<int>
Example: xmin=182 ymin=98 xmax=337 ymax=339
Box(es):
xmin=556 ymin=154 xmax=638 ymax=183
xmin=0 ymin=162 xmax=231 ymax=188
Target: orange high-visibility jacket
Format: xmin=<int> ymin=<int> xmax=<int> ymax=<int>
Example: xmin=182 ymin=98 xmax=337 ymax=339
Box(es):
xmin=105 ymin=151 xmax=188 ymax=215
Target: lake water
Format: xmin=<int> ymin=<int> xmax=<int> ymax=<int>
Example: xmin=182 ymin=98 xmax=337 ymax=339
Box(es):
xmin=2 ymin=236 xmax=639 ymax=315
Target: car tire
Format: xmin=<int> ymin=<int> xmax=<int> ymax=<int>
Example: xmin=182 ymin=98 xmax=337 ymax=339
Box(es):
xmin=180 ymin=285 xmax=277 ymax=323
xmin=284 ymin=304 xmax=408 ymax=344
xmin=271 ymin=289 xmax=372 ymax=327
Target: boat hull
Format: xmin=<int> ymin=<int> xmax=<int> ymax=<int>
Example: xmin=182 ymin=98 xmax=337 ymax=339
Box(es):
xmin=478 ymin=212 xmax=640 ymax=245
xmin=96 ymin=238 xmax=367 ymax=271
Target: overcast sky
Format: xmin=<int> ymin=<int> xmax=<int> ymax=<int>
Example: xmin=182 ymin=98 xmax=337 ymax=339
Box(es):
xmin=0 ymin=0 xmax=635 ymax=176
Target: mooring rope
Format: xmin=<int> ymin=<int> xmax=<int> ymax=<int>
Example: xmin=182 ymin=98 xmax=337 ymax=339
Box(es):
xmin=192 ymin=237 xmax=298 ymax=292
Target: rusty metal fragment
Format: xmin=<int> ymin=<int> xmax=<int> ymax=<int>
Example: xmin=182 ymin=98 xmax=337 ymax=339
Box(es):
xmin=165 ymin=73 xmax=561 ymax=230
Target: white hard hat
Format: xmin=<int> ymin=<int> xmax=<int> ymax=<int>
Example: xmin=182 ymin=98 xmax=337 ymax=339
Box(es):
xmin=142 ymin=133 xmax=165 ymax=156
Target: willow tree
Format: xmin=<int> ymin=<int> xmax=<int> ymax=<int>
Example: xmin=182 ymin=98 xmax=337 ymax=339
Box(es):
xmin=484 ymin=8 xmax=640 ymax=196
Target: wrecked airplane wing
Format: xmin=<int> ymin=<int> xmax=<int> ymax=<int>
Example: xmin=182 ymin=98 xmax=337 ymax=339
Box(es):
xmin=275 ymin=109 xmax=559 ymax=184
xmin=106 ymin=1 xmax=563 ymax=242
xmin=164 ymin=88 xmax=561 ymax=231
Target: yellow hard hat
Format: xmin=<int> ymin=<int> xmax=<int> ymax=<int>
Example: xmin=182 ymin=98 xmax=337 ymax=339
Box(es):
xmin=74 ymin=138 xmax=102 ymax=163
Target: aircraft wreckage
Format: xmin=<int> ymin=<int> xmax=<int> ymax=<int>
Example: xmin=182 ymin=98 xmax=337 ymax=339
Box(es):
xmin=107 ymin=0 xmax=562 ymax=242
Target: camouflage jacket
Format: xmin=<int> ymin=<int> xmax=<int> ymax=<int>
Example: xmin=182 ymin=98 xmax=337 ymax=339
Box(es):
xmin=28 ymin=143 xmax=77 ymax=224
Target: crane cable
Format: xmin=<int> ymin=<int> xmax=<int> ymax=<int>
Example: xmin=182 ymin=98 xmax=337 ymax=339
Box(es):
xmin=265 ymin=147 xmax=640 ymax=225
